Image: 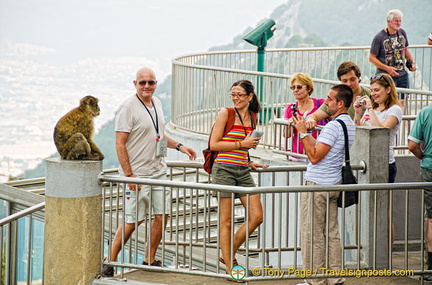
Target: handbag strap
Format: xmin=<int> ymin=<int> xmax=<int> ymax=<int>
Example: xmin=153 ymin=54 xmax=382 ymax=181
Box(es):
xmin=336 ymin=119 xmax=350 ymax=165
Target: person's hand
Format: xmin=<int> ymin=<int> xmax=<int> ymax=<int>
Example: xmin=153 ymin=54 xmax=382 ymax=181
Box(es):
xmin=292 ymin=113 xmax=307 ymax=133
xmin=408 ymin=62 xmax=417 ymax=72
xmin=304 ymin=115 xmax=317 ymax=129
xmin=248 ymin=161 xmax=269 ymax=171
xmin=127 ymin=175 xmax=142 ymax=191
xmin=179 ymin=145 xmax=197 ymax=160
xmin=360 ymin=96 xmax=373 ymax=110
xmin=242 ymin=135 xmax=260 ymax=149
xmin=386 ymin=66 xmax=399 ymax=77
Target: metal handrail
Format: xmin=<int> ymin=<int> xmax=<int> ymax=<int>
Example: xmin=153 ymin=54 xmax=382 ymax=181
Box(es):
xmin=0 ymin=202 xmax=45 ymax=226
xmin=171 ymin=46 xmax=432 ymax=153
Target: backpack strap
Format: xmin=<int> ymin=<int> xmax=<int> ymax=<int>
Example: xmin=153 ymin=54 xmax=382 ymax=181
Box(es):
xmin=224 ymin=108 xmax=236 ymax=135
xmin=251 ymin=111 xmax=258 ymax=129
xmin=207 ymin=107 xmax=236 ymax=150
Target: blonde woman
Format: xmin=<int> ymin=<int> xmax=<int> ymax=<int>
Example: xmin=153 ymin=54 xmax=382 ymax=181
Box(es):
xmin=284 ymin=73 xmax=327 ymax=160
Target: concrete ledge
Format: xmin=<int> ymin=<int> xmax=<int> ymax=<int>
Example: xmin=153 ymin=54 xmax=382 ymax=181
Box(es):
xmin=45 ymin=158 xmax=102 ymax=198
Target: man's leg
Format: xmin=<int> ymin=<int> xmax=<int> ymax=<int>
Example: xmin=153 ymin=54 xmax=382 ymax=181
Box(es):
xmin=301 ymin=181 xmax=327 ymax=285
xmin=144 ymin=214 xmax=169 ymax=264
xmin=144 ymin=174 xmax=170 ymax=265
xmin=422 ymin=168 xmax=432 ymax=273
xmin=392 ymin=73 xmax=409 ymax=110
xmin=327 ymin=190 xmax=345 ymax=285
xmin=110 ymin=222 xmax=141 ymax=261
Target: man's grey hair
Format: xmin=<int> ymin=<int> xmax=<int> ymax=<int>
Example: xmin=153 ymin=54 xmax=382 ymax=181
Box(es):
xmin=387 ymin=9 xmax=403 ymax=21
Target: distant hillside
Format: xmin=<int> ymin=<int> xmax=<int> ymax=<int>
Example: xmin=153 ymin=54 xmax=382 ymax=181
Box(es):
xmin=210 ymin=0 xmax=429 ymax=52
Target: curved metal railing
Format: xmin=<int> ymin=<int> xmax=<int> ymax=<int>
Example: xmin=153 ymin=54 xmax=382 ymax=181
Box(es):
xmin=171 ymin=46 xmax=432 ymax=149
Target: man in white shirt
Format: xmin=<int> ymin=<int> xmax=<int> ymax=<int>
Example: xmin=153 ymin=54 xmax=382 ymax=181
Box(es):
xmin=293 ymin=84 xmax=356 ymax=285
xmin=102 ymin=67 xmax=196 ymax=277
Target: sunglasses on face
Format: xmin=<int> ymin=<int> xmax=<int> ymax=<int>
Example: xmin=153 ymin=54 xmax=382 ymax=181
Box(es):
xmin=138 ymin=80 xmax=156 ymax=86
xmin=290 ymin=85 xmax=307 ymax=90
xmin=229 ymin=93 xmax=248 ymax=98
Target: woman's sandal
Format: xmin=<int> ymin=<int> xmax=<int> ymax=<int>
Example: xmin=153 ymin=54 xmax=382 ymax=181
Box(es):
xmin=219 ymin=256 xmax=239 ymax=266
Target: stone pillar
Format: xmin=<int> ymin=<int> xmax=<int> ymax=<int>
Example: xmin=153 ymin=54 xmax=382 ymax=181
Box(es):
xmin=44 ymin=158 xmax=102 ymax=285
xmin=351 ymin=126 xmax=390 ymax=269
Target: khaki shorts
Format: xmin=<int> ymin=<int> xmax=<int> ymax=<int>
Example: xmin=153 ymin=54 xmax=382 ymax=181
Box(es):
xmin=422 ymin=168 xmax=432 ymax=219
xmin=212 ymin=163 xmax=256 ymax=198
xmin=124 ymin=173 xmax=170 ymax=223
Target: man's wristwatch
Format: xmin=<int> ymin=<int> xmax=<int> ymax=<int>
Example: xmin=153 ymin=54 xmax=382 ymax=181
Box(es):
xmin=176 ymin=143 xmax=183 ymax=151
xmin=299 ymin=133 xmax=310 ymax=139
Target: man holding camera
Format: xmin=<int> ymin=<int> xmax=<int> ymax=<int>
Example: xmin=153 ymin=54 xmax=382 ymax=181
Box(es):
xmin=369 ymin=9 xmax=416 ymax=106
xmin=305 ymin=61 xmax=370 ymax=129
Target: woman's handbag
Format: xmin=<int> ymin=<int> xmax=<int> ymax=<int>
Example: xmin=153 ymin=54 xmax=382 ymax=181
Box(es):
xmin=336 ymin=119 xmax=358 ymax=208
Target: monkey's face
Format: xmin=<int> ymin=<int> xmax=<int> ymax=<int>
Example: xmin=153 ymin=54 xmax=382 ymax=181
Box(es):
xmin=81 ymin=95 xmax=100 ymax=117
xmin=88 ymin=102 xmax=100 ymax=117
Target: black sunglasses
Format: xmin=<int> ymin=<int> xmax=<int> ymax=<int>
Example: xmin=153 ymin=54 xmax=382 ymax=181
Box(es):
xmin=138 ymin=80 xmax=156 ymax=86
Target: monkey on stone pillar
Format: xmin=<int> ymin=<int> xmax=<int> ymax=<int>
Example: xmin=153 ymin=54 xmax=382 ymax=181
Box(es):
xmin=54 ymin=95 xmax=104 ymax=160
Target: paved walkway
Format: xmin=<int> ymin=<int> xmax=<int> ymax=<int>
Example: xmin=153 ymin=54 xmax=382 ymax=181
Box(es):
xmin=93 ymin=251 xmax=430 ymax=285
xmin=93 ymin=269 xmax=426 ymax=285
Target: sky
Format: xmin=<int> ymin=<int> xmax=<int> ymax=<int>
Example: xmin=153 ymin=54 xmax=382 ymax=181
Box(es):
xmin=0 ymin=0 xmax=288 ymax=76
xmin=0 ymin=0 xmax=289 ymax=177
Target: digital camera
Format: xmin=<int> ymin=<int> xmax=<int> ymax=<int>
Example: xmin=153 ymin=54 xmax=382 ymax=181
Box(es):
xmin=291 ymin=103 xmax=297 ymax=116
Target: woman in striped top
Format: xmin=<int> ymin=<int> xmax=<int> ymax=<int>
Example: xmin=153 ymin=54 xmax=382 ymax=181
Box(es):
xmin=210 ymin=80 xmax=269 ymax=274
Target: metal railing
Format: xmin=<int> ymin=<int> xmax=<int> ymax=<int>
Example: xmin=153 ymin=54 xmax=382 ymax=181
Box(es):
xmin=0 ymin=182 xmax=45 ymax=285
xmin=98 ymin=162 xmax=432 ymax=283
xmin=273 ymin=115 xmax=418 ymax=156
xmin=172 ymin=46 xmax=432 ymax=148
xmin=2 ymin=161 xmax=432 ymax=283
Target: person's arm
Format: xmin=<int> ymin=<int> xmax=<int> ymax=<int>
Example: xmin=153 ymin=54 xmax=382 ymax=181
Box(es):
xmin=116 ymin=132 xmax=132 ymax=176
xmin=428 ymin=33 xmax=432 ymax=45
xmin=116 ymin=131 xmax=141 ymax=190
xmin=292 ymin=114 xmax=331 ymax=164
xmin=305 ymin=108 xmax=328 ymax=129
xmin=366 ymin=104 xmax=400 ymax=130
xmin=369 ymin=53 xmax=399 ymax=76
xmin=164 ymin=135 xmax=197 ymax=160
xmin=408 ymin=140 xmax=424 ymax=160
xmin=404 ymin=47 xmax=417 ymax=72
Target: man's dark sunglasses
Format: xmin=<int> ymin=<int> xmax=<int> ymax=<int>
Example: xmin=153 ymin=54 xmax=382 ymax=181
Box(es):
xmin=138 ymin=80 xmax=156 ymax=86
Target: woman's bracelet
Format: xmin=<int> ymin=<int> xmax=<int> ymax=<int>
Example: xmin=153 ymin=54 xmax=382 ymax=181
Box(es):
xmin=238 ymin=141 xmax=242 ymax=149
